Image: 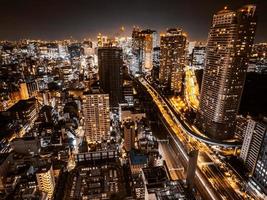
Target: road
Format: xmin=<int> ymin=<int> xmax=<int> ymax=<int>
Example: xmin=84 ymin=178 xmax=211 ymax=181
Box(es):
xmin=137 ymin=77 xmax=253 ymax=200
xmin=159 ymin=142 xmax=185 ymax=180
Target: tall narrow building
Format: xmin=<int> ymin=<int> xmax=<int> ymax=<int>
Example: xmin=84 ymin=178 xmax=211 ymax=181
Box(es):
xmin=131 ymin=28 xmax=158 ymax=74
xmin=83 ymin=91 xmax=110 ymax=143
xmin=98 ymin=46 xmax=123 ymax=107
xmin=197 ymin=5 xmax=257 ymax=140
xmin=159 ymin=28 xmax=187 ymax=93
xmin=239 ymin=118 xmax=267 ymax=195
xmin=240 ymin=118 xmax=266 ymax=174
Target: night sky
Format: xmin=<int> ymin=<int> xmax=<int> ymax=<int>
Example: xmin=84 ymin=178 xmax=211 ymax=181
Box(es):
xmin=0 ymin=0 xmax=266 ymax=42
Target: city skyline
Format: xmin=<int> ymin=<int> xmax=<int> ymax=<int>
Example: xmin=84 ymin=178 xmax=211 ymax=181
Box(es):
xmin=0 ymin=0 xmax=266 ymax=42
xmin=0 ymin=1 xmax=267 ymax=200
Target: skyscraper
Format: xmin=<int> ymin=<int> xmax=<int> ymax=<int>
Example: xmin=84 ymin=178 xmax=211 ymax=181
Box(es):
xmin=131 ymin=28 xmax=158 ymax=74
xmin=191 ymin=45 xmax=206 ymax=69
xmin=98 ymin=46 xmax=123 ymax=107
xmin=197 ymin=5 xmax=257 ymax=140
xmin=240 ymin=118 xmax=266 ymax=174
xmin=239 ymin=118 xmax=267 ymax=195
xmin=123 ymin=120 xmax=135 ymax=152
xmin=83 ymin=91 xmax=110 ymax=143
xmin=159 ymin=28 xmax=187 ymax=93
xmin=36 ymin=164 xmax=55 ymax=199
xmin=252 ymin=127 xmax=267 ymax=195
xmin=151 ymin=47 xmax=160 ymax=83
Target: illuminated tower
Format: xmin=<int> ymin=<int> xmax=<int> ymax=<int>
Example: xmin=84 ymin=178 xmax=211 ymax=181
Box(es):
xmin=239 ymin=118 xmax=267 ymax=195
xmin=98 ymin=46 xmax=123 ymax=107
xmin=124 ymin=121 xmax=135 ymax=152
xmin=83 ymin=91 xmax=110 ymax=143
xmin=36 ymin=164 xmax=55 ymax=199
xmin=197 ymin=5 xmax=257 ymax=140
xmin=131 ymin=28 xmax=158 ymax=73
xmin=159 ymin=28 xmax=187 ymax=93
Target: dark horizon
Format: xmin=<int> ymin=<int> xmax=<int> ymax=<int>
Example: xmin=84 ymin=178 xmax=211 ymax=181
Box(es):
xmin=0 ymin=0 xmax=266 ymax=42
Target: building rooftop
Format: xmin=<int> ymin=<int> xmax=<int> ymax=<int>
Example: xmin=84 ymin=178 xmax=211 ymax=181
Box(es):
xmin=36 ymin=163 xmax=52 ymax=174
xmin=130 ymin=150 xmax=148 ymax=165
xmin=8 ymin=98 xmax=36 ymax=113
xmin=143 ymin=166 xmax=169 ymax=188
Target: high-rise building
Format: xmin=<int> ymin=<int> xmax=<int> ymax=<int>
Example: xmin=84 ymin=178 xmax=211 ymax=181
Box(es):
xmin=98 ymin=46 xmax=123 ymax=107
xmin=239 ymin=118 xmax=267 ymax=195
xmin=197 ymin=5 xmax=257 ymax=140
xmin=36 ymin=164 xmax=55 ymax=199
xmin=252 ymin=127 xmax=267 ymax=195
xmin=151 ymin=47 xmax=160 ymax=83
xmin=83 ymin=91 xmax=110 ymax=143
xmin=123 ymin=121 xmax=135 ymax=152
xmin=191 ymin=45 xmax=206 ymax=69
xmin=131 ymin=28 xmax=158 ymax=73
xmin=159 ymin=28 xmax=187 ymax=93
xmin=240 ymin=118 xmax=266 ymax=174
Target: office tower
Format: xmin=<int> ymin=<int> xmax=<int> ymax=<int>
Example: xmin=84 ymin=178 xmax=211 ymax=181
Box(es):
xmin=131 ymin=28 xmax=158 ymax=73
xmin=131 ymin=27 xmax=142 ymax=74
xmin=197 ymin=5 xmax=257 ymax=140
xmin=123 ymin=81 xmax=134 ymax=106
xmin=191 ymin=45 xmax=206 ymax=69
xmin=159 ymin=28 xmax=187 ymax=93
xmin=98 ymin=47 xmax=123 ymax=107
xmin=36 ymin=164 xmax=55 ymax=199
xmin=240 ymin=118 xmax=266 ymax=175
xmin=83 ymin=91 xmax=110 ymax=143
xmin=252 ymin=127 xmax=267 ymax=195
xmin=235 ymin=115 xmax=249 ymax=139
xmin=151 ymin=47 xmax=160 ymax=83
xmin=124 ymin=121 xmax=135 ymax=152
xmin=171 ymin=68 xmax=183 ymax=94
xmin=186 ymin=150 xmax=198 ymax=190
xmin=239 ymin=118 xmax=267 ymax=195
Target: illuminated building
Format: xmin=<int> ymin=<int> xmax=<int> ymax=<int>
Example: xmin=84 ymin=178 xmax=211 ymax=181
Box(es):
xmin=7 ymin=98 xmax=38 ymax=130
xmin=252 ymin=127 xmax=267 ymax=195
xmin=235 ymin=115 xmax=249 ymax=139
xmin=240 ymin=118 xmax=266 ymax=175
xmin=151 ymin=47 xmax=160 ymax=83
xmin=82 ymin=91 xmax=110 ymax=143
xmin=58 ymin=43 xmax=68 ymax=58
xmin=123 ymin=81 xmax=134 ymax=106
xmin=68 ymin=43 xmax=82 ymax=59
xmin=191 ymin=45 xmax=206 ymax=69
xmin=239 ymin=118 xmax=267 ymax=195
xmin=98 ymin=46 xmax=123 ymax=107
xmin=123 ymin=121 xmax=135 ymax=152
xmin=171 ymin=68 xmax=183 ymax=94
xmin=82 ymin=40 xmax=94 ymax=56
xmin=131 ymin=26 xmax=142 ymax=74
xmin=197 ymin=5 xmax=257 ymax=140
xmin=19 ymin=82 xmax=29 ymax=100
xmin=159 ymin=28 xmax=187 ymax=93
xmin=26 ymin=79 xmax=39 ymax=98
xmin=36 ymin=164 xmax=55 ymax=199
xmin=97 ymin=33 xmax=108 ymax=47
xmin=131 ymin=28 xmax=158 ymax=73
